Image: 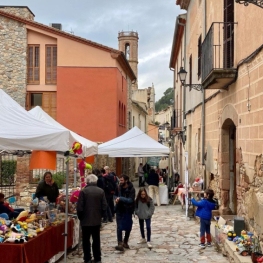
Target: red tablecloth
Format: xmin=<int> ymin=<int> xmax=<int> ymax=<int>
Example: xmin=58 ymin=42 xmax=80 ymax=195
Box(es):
xmin=0 ymin=220 xmax=74 ymax=263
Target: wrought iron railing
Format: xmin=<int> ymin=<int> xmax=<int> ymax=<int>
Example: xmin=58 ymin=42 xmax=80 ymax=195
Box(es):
xmin=201 ymin=22 xmax=237 ymax=81
xmin=171 ymin=109 xmax=182 ymax=129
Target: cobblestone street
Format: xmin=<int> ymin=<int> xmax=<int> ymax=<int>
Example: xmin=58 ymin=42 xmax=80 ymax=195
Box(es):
xmin=61 ymin=202 xmax=230 ymax=263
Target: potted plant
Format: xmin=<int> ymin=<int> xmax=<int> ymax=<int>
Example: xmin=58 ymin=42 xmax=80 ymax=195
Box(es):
xmin=52 ymin=172 xmax=66 ymax=189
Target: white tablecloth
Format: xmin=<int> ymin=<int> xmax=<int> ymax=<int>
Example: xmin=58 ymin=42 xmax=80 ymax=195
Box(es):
xmin=152 ymin=185 xmax=169 ymax=205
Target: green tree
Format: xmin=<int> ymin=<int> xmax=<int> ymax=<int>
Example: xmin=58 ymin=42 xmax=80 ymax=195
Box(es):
xmin=155 ymin=87 xmax=174 ymax=112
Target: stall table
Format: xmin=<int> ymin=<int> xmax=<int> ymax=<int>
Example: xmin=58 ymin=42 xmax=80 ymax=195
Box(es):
xmin=152 ymin=185 xmax=169 ymax=205
xmin=0 ymin=219 xmax=74 ymax=263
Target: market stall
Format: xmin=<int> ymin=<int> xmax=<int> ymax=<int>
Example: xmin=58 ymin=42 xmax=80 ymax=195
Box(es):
xmin=0 ymin=219 xmax=74 ymax=263
xmin=0 ymin=89 xmax=97 ymax=262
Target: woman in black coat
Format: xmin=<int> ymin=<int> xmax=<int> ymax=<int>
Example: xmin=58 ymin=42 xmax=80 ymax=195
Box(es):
xmin=35 ymin=171 xmax=59 ymax=203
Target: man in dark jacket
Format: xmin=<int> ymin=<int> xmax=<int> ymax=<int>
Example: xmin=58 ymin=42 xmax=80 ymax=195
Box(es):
xmin=114 ymin=174 xmax=135 ymax=251
xmin=77 ymin=174 xmax=107 ymax=263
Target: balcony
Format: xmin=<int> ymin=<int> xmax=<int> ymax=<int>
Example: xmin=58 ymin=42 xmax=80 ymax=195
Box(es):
xmin=201 ymin=22 xmax=237 ymax=90
xmin=171 ymin=109 xmax=183 ymax=134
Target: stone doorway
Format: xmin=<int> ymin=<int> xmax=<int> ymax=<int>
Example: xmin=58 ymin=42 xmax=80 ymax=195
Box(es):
xmin=220 ymin=118 xmax=237 ymax=215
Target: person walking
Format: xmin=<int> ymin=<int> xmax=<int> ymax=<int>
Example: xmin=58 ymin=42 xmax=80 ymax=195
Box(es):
xmin=114 ymin=174 xmax=135 ymax=251
xmin=191 ymin=188 xmax=216 ymax=248
xmin=135 ymin=187 xmax=155 ymax=248
xmin=77 ymin=174 xmax=107 ymax=263
xmin=138 ymin=163 xmax=145 ymax=187
xmin=103 ymin=166 xmax=116 ymax=218
xmin=147 ymin=168 xmax=160 ymax=206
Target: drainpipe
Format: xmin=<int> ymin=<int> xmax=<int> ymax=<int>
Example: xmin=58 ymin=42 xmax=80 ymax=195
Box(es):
xmin=202 ymin=0 xmax=207 ymax=188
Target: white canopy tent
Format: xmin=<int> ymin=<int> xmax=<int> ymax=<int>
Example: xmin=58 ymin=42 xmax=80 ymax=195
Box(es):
xmin=0 ymin=89 xmax=97 ymax=262
xmin=98 ymin=126 xmax=169 ymax=157
xmin=29 ymin=106 xmax=97 ymax=157
xmin=0 ymin=89 xmax=71 ymax=152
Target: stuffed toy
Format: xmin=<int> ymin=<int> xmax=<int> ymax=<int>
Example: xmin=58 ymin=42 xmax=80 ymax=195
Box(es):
xmin=65 ymin=142 xmax=83 ymax=163
xmin=70 ymin=142 xmax=83 ymax=155
xmin=70 ymin=190 xmax=80 ymax=203
xmin=0 ymin=213 xmax=9 ymax=220
xmin=79 ymin=159 xmax=92 ymax=188
xmin=16 ymin=211 xmax=29 ymax=222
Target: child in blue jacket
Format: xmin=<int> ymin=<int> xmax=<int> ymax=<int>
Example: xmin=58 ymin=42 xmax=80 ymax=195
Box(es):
xmin=191 ymin=189 xmax=216 ymax=248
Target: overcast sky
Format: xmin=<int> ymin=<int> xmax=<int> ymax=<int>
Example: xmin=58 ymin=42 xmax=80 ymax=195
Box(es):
xmin=1 ymin=0 xmax=183 ymax=101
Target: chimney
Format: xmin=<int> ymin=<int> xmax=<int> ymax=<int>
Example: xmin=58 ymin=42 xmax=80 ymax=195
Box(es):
xmin=50 ymin=23 xmax=62 ymax=30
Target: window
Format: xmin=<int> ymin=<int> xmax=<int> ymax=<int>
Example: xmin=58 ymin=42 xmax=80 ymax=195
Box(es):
xmin=26 ymin=92 xmax=57 ymax=119
xmin=46 ymin=45 xmax=57 ymax=84
xmin=27 ymin=45 xmax=40 ymax=84
xmin=31 ymin=93 xmax=42 ymax=107
xmin=125 ymin=43 xmax=130 ymax=60
xmin=198 ymin=35 xmax=202 ymax=79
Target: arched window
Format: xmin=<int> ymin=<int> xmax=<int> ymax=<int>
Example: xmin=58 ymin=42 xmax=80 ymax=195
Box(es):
xmin=125 ymin=43 xmax=130 ymax=60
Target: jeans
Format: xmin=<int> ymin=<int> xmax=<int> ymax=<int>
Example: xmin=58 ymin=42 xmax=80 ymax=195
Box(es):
xmin=107 ymin=195 xmax=115 ymax=216
xmin=139 ymin=176 xmax=144 ymax=187
xmin=139 ymin=218 xmax=151 ymax=242
xmin=116 ymin=213 xmax=131 ymax=243
xmin=105 ymin=197 xmax=113 ymax=221
xmin=82 ymin=225 xmax=101 ymax=262
xmin=200 ymin=218 xmax=211 ymax=243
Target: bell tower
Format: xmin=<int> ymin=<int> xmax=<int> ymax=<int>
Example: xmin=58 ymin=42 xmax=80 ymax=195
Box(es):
xmin=118 ymin=31 xmax=139 ymax=90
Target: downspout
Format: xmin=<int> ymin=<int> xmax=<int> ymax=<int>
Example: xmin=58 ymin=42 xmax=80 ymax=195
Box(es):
xmin=202 ymin=0 xmax=207 ymax=188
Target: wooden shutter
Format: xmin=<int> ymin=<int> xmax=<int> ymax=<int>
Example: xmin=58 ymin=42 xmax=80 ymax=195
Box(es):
xmin=42 ymin=92 xmax=57 ymax=119
xmin=189 ymin=54 xmax=192 ymax=90
xmin=223 ymin=0 xmax=234 ymax=68
xmin=27 ymin=45 xmax=40 ymax=84
xmin=198 ymin=35 xmax=202 ymax=79
xmin=46 ymin=45 xmax=57 ymax=84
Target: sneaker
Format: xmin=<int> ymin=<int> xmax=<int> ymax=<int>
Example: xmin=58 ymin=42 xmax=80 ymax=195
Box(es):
xmin=137 ymin=238 xmax=146 ymax=244
xmin=206 ymin=242 xmax=212 ymax=247
xmin=147 ymin=242 xmax=152 ymax=248
xmin=199 ymin=243 xmax=206 ymax=248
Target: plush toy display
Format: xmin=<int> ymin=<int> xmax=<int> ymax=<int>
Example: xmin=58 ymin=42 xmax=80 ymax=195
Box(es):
xmin=78 ymin=159 xmax=92 ymax=188
xmin=70 ymin=142 xmax=83 ymax=155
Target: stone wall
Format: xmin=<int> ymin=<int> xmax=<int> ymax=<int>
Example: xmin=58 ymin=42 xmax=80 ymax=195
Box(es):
xmin=0 ymin=6 xmax=34 ymax=21
xmin=0 ymin=12 xmax=27 ymax=106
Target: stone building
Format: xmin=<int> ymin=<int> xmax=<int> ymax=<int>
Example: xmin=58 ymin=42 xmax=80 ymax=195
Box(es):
xmin=170 ymin=0 xmax=263 ymax=244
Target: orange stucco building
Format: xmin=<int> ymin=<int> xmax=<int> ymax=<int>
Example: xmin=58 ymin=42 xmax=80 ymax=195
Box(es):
xmin=0 ymin=6 xmax=136 ymax=143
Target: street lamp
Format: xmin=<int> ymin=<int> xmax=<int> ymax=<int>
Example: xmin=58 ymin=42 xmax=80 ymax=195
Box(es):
xmin=235 ymin=0 xmax=263 ymax=8
xmin=178 ymin=67 xmax=203 ymax=92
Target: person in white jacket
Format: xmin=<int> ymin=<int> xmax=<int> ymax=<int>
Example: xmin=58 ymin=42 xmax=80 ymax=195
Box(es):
xmin=135 ymin=187 xmax=155 ymax=248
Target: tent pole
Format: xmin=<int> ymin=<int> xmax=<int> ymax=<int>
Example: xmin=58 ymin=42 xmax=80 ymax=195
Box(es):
xmin=73 ymin=158 xmax=77 ymax=188
xmin=63 ymin=160 xmax=69 ymax=263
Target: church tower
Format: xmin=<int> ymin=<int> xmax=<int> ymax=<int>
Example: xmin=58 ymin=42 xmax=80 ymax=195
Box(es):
xmin=118 ymin=31 xmax=139 ymax=90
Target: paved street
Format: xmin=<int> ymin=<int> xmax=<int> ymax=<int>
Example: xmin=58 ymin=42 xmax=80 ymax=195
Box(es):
xmin=61 ymin=199 xmax=230 ymax=263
